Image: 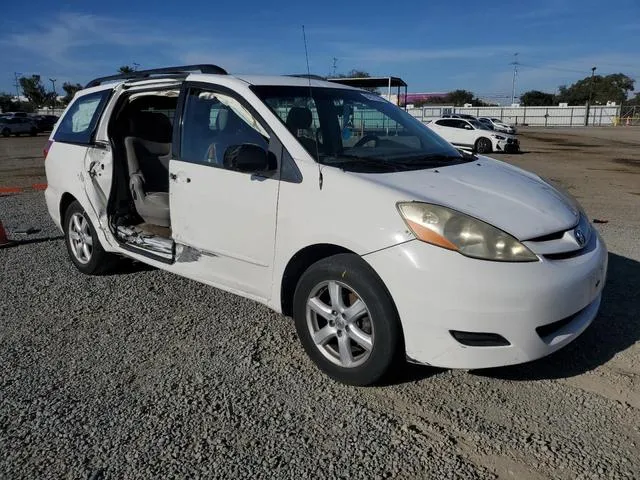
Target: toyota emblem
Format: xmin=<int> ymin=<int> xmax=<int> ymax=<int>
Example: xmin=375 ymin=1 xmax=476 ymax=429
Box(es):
xmin=575 ymin=229 xmax=586 ymax=246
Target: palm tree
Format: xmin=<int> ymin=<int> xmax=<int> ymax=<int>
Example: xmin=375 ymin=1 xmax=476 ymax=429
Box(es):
xmin=118 ymin=66 xmax=135 ymax=74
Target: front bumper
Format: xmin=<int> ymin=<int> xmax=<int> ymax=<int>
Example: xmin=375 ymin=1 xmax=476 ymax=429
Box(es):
xmin=363 ymin=231 xmax=607 ymax=369
xmin=495 ymin=137 xmax=519 ymax=153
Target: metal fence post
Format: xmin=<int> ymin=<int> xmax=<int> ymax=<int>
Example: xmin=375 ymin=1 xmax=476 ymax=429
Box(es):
xmin=545 ymin=108 xmax=549 ymax=127
xmin=523 ymin=107 xmax=527 ymax=125
xmin=599 ymin=107 xmax=603 ymax=126
xmin=570 ymin=108 xmax=574 ymax=126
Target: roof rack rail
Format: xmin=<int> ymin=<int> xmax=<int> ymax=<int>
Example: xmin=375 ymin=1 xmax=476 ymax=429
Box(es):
xmin=85 ymin=64 xmax=227 ymax=88
xmin=287 ymin=74 xmax=327 ymax=81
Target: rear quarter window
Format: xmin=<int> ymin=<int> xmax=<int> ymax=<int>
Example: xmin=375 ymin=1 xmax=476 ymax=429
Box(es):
xmin=54 ymin=90 xmax=111 ymax=144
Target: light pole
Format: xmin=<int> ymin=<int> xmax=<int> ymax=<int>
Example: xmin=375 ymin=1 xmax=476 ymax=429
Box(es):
xmin=14 ymin=72 xmax=22 ymax=100
xmin=585 ymin=66 xmax=596 ymax=126
xmin=49 ymin=78 xmax=57 ymax=113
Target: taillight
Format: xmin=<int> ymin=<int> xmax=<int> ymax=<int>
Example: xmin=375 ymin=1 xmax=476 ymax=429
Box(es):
xmin=43 ymin=140 xmax=53 ymax=160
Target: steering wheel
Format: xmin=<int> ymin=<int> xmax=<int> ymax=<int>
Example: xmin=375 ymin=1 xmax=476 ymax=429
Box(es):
xmin=353 ymin=134 xmax=380 ymax=148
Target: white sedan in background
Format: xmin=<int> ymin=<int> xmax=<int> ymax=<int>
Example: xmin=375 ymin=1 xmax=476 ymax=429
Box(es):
xmin=478 ymin=117 xmax=517 ymax=135
xmin=428 ymin=117 xmax=520 ymax=154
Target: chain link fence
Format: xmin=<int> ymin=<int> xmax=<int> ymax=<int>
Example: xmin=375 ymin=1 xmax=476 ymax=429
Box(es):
xmin=618 ymin=105 xmax=640 ymax=126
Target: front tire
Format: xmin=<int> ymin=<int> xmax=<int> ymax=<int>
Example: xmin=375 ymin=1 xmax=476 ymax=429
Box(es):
xmin=63 ymin=201 xmax=117 ymax=275
xmin=293 ymin=253 xmax=402 ymax=386
xmin=475 ymin=137 xmax=492 ymax=154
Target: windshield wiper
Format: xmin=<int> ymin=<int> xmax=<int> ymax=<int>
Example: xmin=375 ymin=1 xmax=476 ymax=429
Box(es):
xmin=320 ymin=154 xmax=405 ymax=171
xmin=395 ymin=153 xmax=474 ymax=165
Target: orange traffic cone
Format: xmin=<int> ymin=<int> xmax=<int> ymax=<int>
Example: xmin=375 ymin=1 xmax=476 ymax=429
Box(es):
xmin=0 ymin=221 xmax=12 ymax=248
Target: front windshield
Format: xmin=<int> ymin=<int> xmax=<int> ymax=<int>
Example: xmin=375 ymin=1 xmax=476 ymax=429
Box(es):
xmin=252 ymin=85 xmax=468 ymax=172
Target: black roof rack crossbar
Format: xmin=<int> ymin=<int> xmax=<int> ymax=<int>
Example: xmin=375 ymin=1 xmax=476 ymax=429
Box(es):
xmin=85 ymin=64 xmax=227 ymax=88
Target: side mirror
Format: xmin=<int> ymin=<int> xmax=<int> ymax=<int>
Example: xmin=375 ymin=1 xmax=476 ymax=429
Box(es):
xmin=223 ymin=144 xmax=275 ymax=173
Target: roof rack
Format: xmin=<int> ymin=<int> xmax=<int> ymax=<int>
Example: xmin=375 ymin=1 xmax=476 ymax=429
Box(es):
xmin=85 ymin=64 xmax=227 ymax=88
xmin=287 ymin=74 xmax=327 ymax=81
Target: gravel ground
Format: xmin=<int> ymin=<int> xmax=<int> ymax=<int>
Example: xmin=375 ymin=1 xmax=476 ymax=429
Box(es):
xmin=1 ymin=129 xmax=640 ymax=479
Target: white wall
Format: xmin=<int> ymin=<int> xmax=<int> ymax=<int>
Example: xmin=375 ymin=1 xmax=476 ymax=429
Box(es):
xmin=407 ymin=105 xmax=621 ymax=127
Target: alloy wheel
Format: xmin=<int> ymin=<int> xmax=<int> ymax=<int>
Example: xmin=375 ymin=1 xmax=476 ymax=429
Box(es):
xmin=306 ymin=280 xmax=374 ymax=368
xmin=68 ymin=212 xmax=93 ymax=264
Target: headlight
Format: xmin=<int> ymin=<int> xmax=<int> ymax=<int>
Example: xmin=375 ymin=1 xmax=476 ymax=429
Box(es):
xmin=397 ymin=202 xmax=538 ymax=262
xmin=492 ymin=134 xmax=506 ymax=140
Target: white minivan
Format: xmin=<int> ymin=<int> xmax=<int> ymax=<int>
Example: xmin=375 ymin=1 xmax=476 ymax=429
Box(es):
xmin=44 ymin=65 xmax=607 ymax=385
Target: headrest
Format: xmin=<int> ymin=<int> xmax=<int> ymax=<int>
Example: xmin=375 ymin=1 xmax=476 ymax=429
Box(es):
xmin=128 ymin=111 xmax=172 ymax=143
xmin=286 ymin=107 xmax=312 ymax=131
xmin=215 ymin=108 xmax=243 ymax=132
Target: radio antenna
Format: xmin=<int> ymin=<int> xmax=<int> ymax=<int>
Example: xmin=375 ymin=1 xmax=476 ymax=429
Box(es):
xmin=302 ymin=25 xmax=323 ymax=190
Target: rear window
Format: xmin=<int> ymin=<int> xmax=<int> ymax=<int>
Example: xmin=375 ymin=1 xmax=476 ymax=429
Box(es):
xmin=54 ymin=90 xmax=111 ymax=144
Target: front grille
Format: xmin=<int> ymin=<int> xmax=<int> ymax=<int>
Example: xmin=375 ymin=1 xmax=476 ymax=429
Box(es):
xmin=450 ymin=331 xmax=510 ymax=347
xmin=543 ymin=249 xmax=586 ymax=260
xmin=528 ymin=230 xmax=566 ymax=242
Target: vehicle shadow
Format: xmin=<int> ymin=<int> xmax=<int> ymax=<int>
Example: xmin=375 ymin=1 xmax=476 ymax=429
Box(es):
xmin=382 ymin=363 xmax=445 ymax=386
xmin=103 ymin=259 xmax=156 ymax=276
xmin=472 ymin=252 xmax=640 ymax=381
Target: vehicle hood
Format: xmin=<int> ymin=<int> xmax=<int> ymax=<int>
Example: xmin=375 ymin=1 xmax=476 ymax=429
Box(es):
xmin=356 ymin=157 xmax=579 ymax=240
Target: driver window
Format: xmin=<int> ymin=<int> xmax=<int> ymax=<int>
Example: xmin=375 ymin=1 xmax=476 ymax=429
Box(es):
xmin=180 ymin=88 xmax=269 ymax=168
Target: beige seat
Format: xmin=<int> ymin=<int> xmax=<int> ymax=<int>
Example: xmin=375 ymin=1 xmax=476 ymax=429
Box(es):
xmin=124 ymin=112 xmax=172 ymax=227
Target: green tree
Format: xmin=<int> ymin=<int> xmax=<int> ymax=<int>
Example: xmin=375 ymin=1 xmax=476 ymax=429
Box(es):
xmin=557 ymin=73 xmax=635 ymax=105
xmin=334 ymin=69 xmax=378 ymax=92
xmin=118 ymin=65 xmax=135 ymax=74
xmin=626 ymin=92 xmax=640 ymax=106
xmin=0 ymin=92 xmax=17 ymax=112
xmin=19 ymin=75 xmax=54 ymax=108
xmin=520 ymin=90 xmax=556 ymax=106
xmin=62 ymin=82 xmax=84 ymax=105
xmin=446 ymin=89 xmax=474 ymax=106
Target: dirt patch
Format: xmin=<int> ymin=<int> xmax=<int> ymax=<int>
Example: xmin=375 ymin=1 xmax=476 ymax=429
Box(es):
xmin=522 ymin=134 xmax=592 ymax=148
xmin=613 ymin=158 xmax=640 ymax=168
xmin=586 ymin=167 xmax=640 ymax=175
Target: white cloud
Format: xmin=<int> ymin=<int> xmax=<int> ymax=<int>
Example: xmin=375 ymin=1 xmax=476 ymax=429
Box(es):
xmin=328 ymin=43 xmax=533 ymax=65
xmin=0 ymin=12 xmax=267 ymax=80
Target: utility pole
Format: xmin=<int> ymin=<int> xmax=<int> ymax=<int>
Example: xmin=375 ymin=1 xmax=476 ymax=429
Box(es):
xmin=585 ymin=66 xmax=597 ymax=126
xmin=49 ymin=78 xmax=57 ymax=113
xmin=13 ymin=72 xmax=22 ymax=100
xmin=332 ymin=57 xmax=338 ymax=77
xmin=510 ymin=53 xmax=519 ymax=105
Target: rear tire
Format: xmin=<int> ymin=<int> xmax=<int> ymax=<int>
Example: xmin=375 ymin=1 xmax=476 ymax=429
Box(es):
xmin=293 ymin=253 xmax=402 ymax=386
xmin=63 ymin=200 xmax=118 ymax=275
xmin=475 ymin=137 xmax=492 ymax=154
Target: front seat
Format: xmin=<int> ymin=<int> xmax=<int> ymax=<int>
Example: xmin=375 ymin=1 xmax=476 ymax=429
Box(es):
xmin=124 ymin=111 xmax=172 ymax=227
xmin=285 ymin=107 xmax=318 ymax=155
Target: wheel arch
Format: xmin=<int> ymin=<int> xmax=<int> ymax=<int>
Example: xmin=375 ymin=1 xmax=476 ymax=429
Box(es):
xmin=59 ymin=192 xmax=78 ymax=225
xmin=280 ymin=243 xmax=356 ymax=317
xmin=474 ymin=136 xmax=492 ymax=153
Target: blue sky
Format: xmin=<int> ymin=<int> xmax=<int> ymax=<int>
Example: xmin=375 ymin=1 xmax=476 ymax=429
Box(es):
xmin=1 ymin=0 xmax=639 ymax=102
